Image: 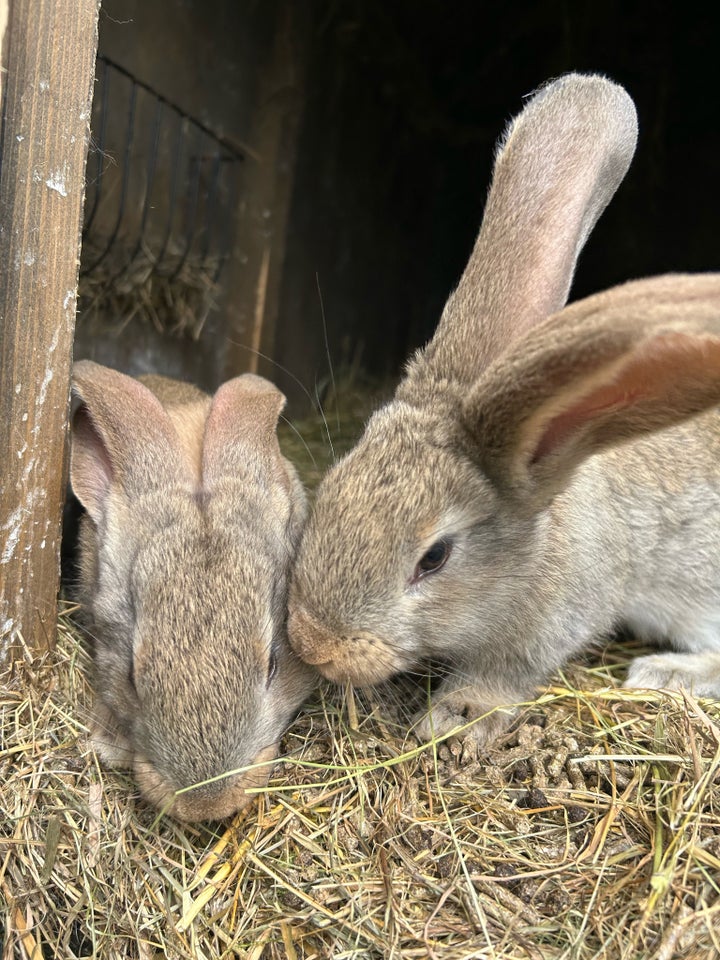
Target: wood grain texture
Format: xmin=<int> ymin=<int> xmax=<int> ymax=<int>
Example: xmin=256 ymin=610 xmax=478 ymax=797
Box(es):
xmin=222 ymin=3 xmax=309 ymax=383
xmin=0 ymin=0 xmax=100 ymax=662
xmin=0 ymin=2 xmax=8 ymax=105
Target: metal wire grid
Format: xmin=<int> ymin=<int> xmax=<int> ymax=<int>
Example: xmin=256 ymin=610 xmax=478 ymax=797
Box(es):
xmin=81 ymin=55 xmax=245 ymax=287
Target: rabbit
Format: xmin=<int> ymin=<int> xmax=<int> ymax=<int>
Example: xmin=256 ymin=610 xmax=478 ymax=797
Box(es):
xmin=70 ymin=360 xmax=318 ymax=820
xmin=286 ymin=72 xmax=720 ymax=746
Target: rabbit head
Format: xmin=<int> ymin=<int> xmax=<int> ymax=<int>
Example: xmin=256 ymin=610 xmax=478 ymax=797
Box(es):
xmin=71 ymin=361 xmax=317 ymax=820
xmin=288 ymin=74 xmax=720 ymax=743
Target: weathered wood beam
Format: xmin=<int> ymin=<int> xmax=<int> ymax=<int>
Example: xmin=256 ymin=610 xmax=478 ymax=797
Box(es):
xmin=222 ymin=2 xmax=309 ymax=384
xmin=0 ymin=0 xmax=100 ymax=663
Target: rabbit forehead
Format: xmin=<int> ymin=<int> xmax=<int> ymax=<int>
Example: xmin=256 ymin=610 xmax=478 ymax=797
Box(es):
xmin=130 ymin=526 xmax=282 ymax=641
xmin=317 ymin=421 xmax=461 ymax=536
xmin=113 ymin=478 xmax=294 ymax=571
xmin=295 ymin=406 xmax=492 ymax=620
xmin=128 ymin=541 xmax=281 ymax=777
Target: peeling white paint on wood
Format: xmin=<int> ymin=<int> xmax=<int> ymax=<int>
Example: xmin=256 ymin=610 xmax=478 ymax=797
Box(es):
xmin=14 ymin=249 xmax=35 ymax=268
xmin=1 ymin=486 xmax=42 ymax=565
xmin=2 ymin=505 xmax=24 ymax=562
xmin=38 ymin=367 xmax=53 ymax=403
xmin=0 ymin=619 xmax=15 ymax=661
xmin=45 ymin=170 xmax=68 ymax=196
xmin=1 ymin=0 xmax=100 ymax=661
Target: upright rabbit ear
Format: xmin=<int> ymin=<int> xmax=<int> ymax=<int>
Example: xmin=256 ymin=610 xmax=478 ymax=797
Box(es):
xmin=416 ymin=74 xmax=638 ymax=385
xmin=70 ymin=360 xmax=192 ymax=523
xmin=201 ymin=373 xmax=287 ymax=487
xmin=463 ymin=274 xmax=720 ymax=510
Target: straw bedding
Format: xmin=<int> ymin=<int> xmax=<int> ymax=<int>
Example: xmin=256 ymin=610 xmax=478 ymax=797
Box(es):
xmin=1 ymin=401 xmax=719 ymax=960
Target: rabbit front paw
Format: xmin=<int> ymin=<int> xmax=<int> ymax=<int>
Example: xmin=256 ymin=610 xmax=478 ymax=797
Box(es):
xmin=625 ymin=652 xmax=720 ymax=698
xmin=412 ymin=683 xmax=518 ymax=747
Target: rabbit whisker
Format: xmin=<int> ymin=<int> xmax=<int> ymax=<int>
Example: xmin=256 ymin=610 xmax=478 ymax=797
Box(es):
xmin=316 ymin=270 xmax=341 ymax=435
xmin=227 ymin=339 xmax=337 ymax=457
xmin=279 ymin=413 xmax=318 ymax=470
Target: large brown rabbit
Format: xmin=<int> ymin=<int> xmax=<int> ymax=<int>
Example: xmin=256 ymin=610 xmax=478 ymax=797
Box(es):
xmin=70 ymin=362 xmax=317 ymax=820
xmin=287 ymin=74 xmax=720 ymax=745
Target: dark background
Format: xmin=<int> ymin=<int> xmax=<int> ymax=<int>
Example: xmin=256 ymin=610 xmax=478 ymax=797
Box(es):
xmin=88 ymin=1 xmax=720 ymax=409
xmin=278 ymin=1 xmax=718 ymax=400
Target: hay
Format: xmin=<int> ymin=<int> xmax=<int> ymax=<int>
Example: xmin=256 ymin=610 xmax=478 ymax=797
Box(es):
xmin=277 ymin=382 xmax=390 ymax=492
xmin=2 ymin=402 xmax=719 ymax=960
xmin=78 ymin=243 xmax=222 ymax=340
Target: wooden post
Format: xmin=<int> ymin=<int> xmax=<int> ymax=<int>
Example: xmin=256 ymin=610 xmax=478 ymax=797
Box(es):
xmin=0 ymin=0 xmax=100 ymax=663
xmin=222 ymin=2 xmax=309 ymax=382
xmin=0 ymin=2 xmax=8 ymax=104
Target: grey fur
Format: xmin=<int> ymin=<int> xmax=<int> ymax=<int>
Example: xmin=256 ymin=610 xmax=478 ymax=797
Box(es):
xmin=287 ymin=74 xmax=720 ymax=745
xmin=71 ymin=362 xmax=317 ymax=820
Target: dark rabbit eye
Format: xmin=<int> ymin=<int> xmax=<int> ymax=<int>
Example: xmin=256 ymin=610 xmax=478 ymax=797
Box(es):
xmin=413 ymin=538 xmax=452 ymax=581
xmin=266 ymin=651 xmax=279 ymax=687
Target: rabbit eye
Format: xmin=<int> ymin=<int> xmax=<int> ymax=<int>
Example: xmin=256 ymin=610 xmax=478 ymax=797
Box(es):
xmin=266 ymin=651 xmax=278 ymax=687
xmin=413 ymin=538 xmax=452 ymax=581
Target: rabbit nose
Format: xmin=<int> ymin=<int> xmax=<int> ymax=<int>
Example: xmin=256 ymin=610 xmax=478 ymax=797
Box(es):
xmin=287 ymin=607 xmax=337 ymax=666
xmin=133 ymin=745 xmax=277 ymax=822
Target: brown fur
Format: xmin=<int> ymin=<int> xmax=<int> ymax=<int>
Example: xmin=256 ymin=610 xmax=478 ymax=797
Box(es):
xmin=287 ymin=74 xmax=720 ymax=745
xmin=71 ymin=361 xmax=317 ymax=821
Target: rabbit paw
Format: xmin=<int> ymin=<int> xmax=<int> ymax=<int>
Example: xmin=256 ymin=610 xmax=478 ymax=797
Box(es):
xmin=625 ymin=652 xmax=720 ymax=698
xmin=412 ymin=685 xmax=517 ymax=747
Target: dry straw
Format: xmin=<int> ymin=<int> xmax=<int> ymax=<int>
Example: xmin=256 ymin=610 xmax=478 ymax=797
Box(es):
xmin=78 ymin=244 xmax=221 ymax=341
xmin=2 ymin=401 xmax=719 ymax=959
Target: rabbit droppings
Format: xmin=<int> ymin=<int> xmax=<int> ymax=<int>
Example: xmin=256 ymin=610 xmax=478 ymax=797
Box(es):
xmin=287 ymin=73 xmax=720 ymax=746
xmin=70 ymin=361 xmax=317 ymax=820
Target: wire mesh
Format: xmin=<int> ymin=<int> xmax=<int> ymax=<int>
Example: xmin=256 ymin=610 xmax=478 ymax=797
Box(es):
xmin=80 ymin=55 xmax=245 ymax=336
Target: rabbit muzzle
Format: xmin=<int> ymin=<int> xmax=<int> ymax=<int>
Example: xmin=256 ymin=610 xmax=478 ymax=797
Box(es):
xmin=288 ymin=607 xmax=402 ymax=686
xmin=133 ymin=744 xmax=277 ymax=822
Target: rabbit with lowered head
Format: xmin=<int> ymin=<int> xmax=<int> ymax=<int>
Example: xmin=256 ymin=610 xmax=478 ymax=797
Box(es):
xmin=287 ymin=73 xmax=720 ymax=745
xmin=71 ymin=361 xmax=317 ymax=820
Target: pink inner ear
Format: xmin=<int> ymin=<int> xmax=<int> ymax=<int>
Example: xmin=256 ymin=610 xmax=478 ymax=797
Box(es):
xmin=530 ymin=331 xmax=720 ymax=464
xmin=531 ymin=384 xmax=645 ymax=463
xmin=70 ymin=407 xmax=114 ymax=520
xmin=202 ymin=375 xmax=284 ymax=481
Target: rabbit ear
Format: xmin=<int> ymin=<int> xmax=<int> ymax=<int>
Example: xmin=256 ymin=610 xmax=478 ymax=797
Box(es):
xmin=462 ymin=274 xmax=720 ymax=510
xmin=70 ymin=360 xmax=192 ymax=522
xmin=201 ymin=373 xmax=287 ymax=485
xmin=418 ymin=74 xmax=638 ymax=384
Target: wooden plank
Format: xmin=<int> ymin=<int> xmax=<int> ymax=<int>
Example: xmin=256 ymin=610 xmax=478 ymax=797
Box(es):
xmin=0 ymin=0 xmax=100 ymax=662
xmin=0 ymin=2 xmax=8 ymax=104
xmin=222 ymin=2 xmax=309 ymax=382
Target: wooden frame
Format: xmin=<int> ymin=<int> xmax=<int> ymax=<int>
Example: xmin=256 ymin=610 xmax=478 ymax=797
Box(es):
xmin=0 ymin=0 xmax=100 ymax=663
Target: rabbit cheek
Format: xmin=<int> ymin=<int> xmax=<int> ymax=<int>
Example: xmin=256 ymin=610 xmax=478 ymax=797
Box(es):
xmin=133 ymin=744 xmax=277 ymax=822
xmin=89 ymin=700 xmax=134 ymax=768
